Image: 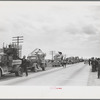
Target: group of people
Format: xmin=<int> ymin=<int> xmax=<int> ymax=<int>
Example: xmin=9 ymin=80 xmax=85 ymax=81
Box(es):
xmin=88 ymin=57 xmax=100 ymax=78
xmin=61 ymin=60 xmax=67 ymax=68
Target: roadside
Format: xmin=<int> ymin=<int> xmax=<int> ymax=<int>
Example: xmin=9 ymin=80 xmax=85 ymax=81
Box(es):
xmin=87 ymin=66 xmax=100 ymax=86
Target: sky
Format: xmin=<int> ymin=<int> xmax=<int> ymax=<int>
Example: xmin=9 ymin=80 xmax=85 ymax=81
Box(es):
xmin=0 ymin=1 xmax=100 ymax=59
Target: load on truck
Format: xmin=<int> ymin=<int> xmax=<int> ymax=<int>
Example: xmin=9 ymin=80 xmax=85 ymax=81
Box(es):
xmin=52 ymin=52 xmax=63 ymax=67
xmin=27 ymin=48 xmax=46 ymax=72
xmin=0 ymin=44 xmax=23 ymax=78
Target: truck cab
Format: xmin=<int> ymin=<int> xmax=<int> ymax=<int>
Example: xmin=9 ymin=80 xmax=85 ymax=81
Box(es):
xmin=0 ymin=46 xmax=23 ymax=78
xmin=27 ymin=48 xmax=46 ymax=72
xmin=0 ymin=53 xmax=8 ymax=77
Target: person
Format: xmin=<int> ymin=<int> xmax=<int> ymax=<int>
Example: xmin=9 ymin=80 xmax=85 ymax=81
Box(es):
xmin=95 ymin=58 xmax=98 ymax=71
xmin=91 ymin=57 xmax=96 ymax=72
xmin=61 ymin=60 xmax=64 ymax=67
xmin=97 ymin=58 xmax=100 ymax=78
xmin=63 ymin=60 xmax=67 ymax=68
xmin=88 ymin=59 xmax=91 ymax=66
xmin=21 ymin=56 xmax=28 ymax=76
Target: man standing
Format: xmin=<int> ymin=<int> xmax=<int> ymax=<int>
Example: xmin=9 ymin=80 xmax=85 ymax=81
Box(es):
xmin=21 ymin=56 xmax=28 ymax=76
xmin=97 ymin=58 xmax=100 ymax=79
xmin=95 ymin=58 xmax=98 ymax=71
xmin=88 ymin=59 xmax=91 ymax=66
xmin=91 ymin=57 xmax=95 ymax=72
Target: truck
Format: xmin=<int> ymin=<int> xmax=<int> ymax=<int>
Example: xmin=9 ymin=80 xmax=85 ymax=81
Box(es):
xmin=27 ymin=48 xmax=46 ymax=72
xmin=52 ymin=52 xmax=63 ymax=67
xmin=66 ymin=56 xmax=80 ymax=64
xmin=0 ymin=44 xmax=23 ymax=78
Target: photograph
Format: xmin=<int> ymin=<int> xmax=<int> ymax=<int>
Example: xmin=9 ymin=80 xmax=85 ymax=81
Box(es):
xmin=0 ymin=1 xmax=100 ymax=86
xmin=0 ymin=1 xmax=100 ymax=99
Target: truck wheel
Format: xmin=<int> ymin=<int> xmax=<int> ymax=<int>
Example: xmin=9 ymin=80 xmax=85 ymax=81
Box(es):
xmin=41 ymin=63 xmax=46 ymax=71
xmin=15 ymin=72 xmax=18 ymax=76
xmin=15 ymin=67 xmax=23 ymax=77
xmin=31 ymin=67 xmax=37 ymax=72
xmin=0 ymin=70 xmax=2 ymax=78
xmin=42 ymin=67 xmax=45 ymax=71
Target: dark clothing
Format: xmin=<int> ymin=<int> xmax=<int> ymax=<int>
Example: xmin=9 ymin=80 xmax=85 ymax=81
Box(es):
xmin=88 ymin=59 xmax=91 ymax=66
xmin=21 ymin=59 xmax=28 ymax=76
xmin=24 ymin=67 xmax=28 ymax=76
xmin=95 ymin=60 xmax=98 ymax=71
xmin=97 ymin=60 xmax=100 ymax=78
xmin=91 ymin=59 xmax=96 ymax=72
xmin=61 ymin=60 xmax=66 ymax=67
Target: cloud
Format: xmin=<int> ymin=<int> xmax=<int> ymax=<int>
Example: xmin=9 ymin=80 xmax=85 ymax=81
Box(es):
xmin=0 ymin=27 xmax=6 ymax=32
xmin=0 ymin=2 xmax=100 ymax=58
xmin=82 ymin=24 xmax=98 ymax=35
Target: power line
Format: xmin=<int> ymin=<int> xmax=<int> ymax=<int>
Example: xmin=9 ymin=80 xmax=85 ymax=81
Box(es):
xmin=12 ymin=36 xmax=24 ymax=58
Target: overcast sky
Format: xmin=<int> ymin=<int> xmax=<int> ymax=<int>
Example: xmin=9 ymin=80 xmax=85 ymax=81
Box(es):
xmin=0 ymin=1 xmax=100 ymax=59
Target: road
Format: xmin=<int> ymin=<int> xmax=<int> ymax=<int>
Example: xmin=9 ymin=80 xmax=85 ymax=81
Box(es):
xmin=0 ymin=62 xmax=90 ymax=86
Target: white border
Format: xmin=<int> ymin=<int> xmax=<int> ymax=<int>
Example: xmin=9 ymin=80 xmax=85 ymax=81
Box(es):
xmin=0 ymin=86 xmax=100 ymax=99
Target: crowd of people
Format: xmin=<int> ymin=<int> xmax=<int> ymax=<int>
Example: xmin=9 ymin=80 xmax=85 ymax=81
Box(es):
xmin=88 ymin=57 xmax=100 ymax=78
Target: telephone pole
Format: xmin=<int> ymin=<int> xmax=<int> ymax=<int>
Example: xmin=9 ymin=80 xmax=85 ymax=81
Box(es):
xmin=50 ymin=51 xmax=55 ymax=61
xmin=12 ymin=36 xmax=23 ymax=58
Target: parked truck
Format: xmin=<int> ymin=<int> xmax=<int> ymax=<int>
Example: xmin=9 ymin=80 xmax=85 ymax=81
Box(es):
xmin=0 ymin=44 xmax=23 ymax=78
xmin=27 ymin=48 xmax=46 ymax=72
xmin=52 ymin=52 xmax=63 ymax=67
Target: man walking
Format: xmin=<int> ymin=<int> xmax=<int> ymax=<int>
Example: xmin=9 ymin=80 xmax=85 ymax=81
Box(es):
xmin=21 ymin=56 xmax=28 ymax=76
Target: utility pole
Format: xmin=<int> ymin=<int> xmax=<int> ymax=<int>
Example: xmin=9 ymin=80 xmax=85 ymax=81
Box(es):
xmin=12 ymin=36 xmax=23 ymax=58
xmin=50 ymin=51 xmax=55 ymax=61
xmin=3 ymin=42 xmax=4 ymax=48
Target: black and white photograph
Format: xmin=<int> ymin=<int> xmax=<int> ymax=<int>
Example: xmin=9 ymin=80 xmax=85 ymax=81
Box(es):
xmin=0 ymin=1 xmax=100 ymax=88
